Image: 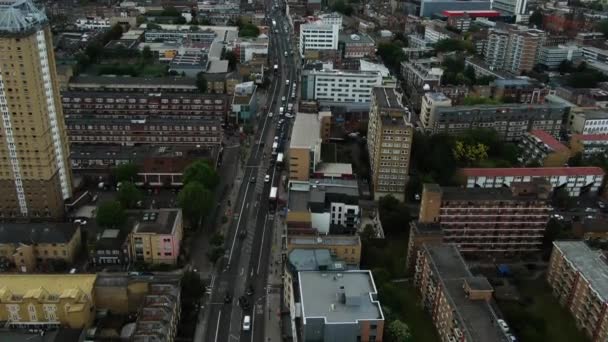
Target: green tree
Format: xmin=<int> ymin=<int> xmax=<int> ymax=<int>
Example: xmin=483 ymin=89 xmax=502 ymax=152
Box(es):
xmin=196 ymin=72 xmax=208 ymax=92
xmin=453 ymin=141 xmax=489 ymax=165
xmin=117 ymin=182 xmax=143 ymax=209
xmin=96 ymin=200 xmax=126 ymax=228
xmin=386 ymin=320 xmax=413 ymax=342
xmin=596 ymin=19 xmax=608 ymax=37
xmin=147 ymin=23 xmax=162 ymax=30
xmin=464 ymin=65 xmax=476 ymax=84
xmin=162 ymin=6 xmax=181 ymax=17
xmin=175 ymin=16 xmax=187 ymax=25
xmin=223 ymin=50 xmax=238 ymax=70
xmin=332 ymin=0 xmax=354 ymax=15
xmin=178 ymin=181 xmax=214 ymax=229
xmin=181 ymin=270 xmax=205 ymax=316
xmin=239 ymin=23 xmax=260 ymax=37
xmin=434 ymin=38 xmax=471 ymax=53
xmin=142 ymin=46 xmax=154 ymax=61
xmin=377 ymin=42 xmax=407 ymax=70
xmin=378 ymin=195 xmax=411 ymax=236
xmin=462 ymin=96 xmax=501 ymax=105
xmin=360 ymin=224 xmax=376 ymax=241
xmin=182 ymin=160 xmax=219 ymax=189
xmin=113 ymin=163 xmax=139 ymax=182
xmin=210 ymin=233 xmax=224 ymax=246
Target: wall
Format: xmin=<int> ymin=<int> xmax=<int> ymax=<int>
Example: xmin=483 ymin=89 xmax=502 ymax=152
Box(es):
xmin=289 ymin=147 xmax=311 ymax=181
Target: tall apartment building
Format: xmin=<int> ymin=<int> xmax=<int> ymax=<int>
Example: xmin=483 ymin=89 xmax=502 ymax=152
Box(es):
xmin=492 ymin=0 xmax=529 ymax=17
xmin=420 ymin=92 xmax=452 ymax=131
xmin=547 ymin=241 xmax=608 ymax=342
xmin=300 ymin=65 xmax=383 ymax=110
xmin=413 ymin=244 xmax=512 ymax=342
xmin=484 ymin=28 xmax=510 ymax=71
xmin=62 ymin=76 xmax=228 ymax=148
xmin=484 ymin=26 xmax=545 ymax=74
xmin=410 ymin=181 xmax=551 ymax=260
xmin=0 ymin=0 xmax=73 ymax=219
xmin=299 ymin=21 xmax=340 ymax=54
xmin=367 ymin=87 xmax=413 ymax=201
xmin=430 ymin=103 xmax=567 ymax=141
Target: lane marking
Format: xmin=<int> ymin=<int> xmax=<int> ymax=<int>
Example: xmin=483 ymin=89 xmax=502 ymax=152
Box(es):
xmin=256 ymin=214 xmax=269 ymax=275
xmin=213 ymin=309 xmax=222 ymax=342
xmin=228 ymin=180 xmax=252 ymax=266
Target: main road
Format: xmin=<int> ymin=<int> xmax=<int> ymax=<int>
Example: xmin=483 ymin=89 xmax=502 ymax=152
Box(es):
xmin=202 ymin=1 xmax=297 ymax=341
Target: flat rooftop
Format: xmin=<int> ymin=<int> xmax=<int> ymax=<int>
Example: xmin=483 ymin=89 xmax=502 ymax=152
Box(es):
xmin=553 ymin=241 xmax=608 ymax=302
xmin=288 ymin=235 xmax=360 ymax=246
xmin=315 ymin=163 xmax=353 ymax=176
xmin=373 ymin=87 xmax=403 ymax=109
xmin=288 ymin=249 xmax=346 ymax=271
xmin=425 ymin=245 xmax=507 ymax=342
xmin=463 ymin=166 xmax=606 ymax=177
xmin=0 ymin=222 xmax=78 ymax=244
xmin=581 ymin=110 xmax=608 ymax=120
xmin=131 ymin=209 xmax=180 ymax=234
xmin=290 ymin=113 xmax=321 ymax=148
xmin=299 ymin=271 xmax=383 ymax=323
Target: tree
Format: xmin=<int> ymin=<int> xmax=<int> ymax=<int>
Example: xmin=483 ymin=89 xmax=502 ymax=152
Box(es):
xmin=196 ymin=72 xmax=208 ymax=93
xmin=210 ymin=233 xmax=224 ymax=246
xmin=377 ymin=42 xmax=407 ymax=70
xmin=360 ymin=224 xmax=376 ymax=241
xmin=113 ymin=163 xmax=139 ymax=182
xmin=147 ymin=23 xmax=162 ymax=30
xmin=386 ymin=320 xmax=413 ymax=342
xmin=239 ymin=23 xmax=260 ymax=37
xmin=117 ymin=182 xmax=143 ymax=209
xmin=378 ymin=195 xmax=411 ymax=236
xmin=558 ymin=60 xmax=574 ymax=73
xmin=181 ymin=270 xmax=205 ymax=317
xmin=596 ymin=19 xmax=608 ymax=37
xmin=142 ymin=46 xmax=154 ymax=61
xmin=453 ymin=141 xmax=489 ymax=165
xmin=178 ymin=181 xmax=214 ymax=229
xmin=434 ymin=38 xmax=472 ymax=53
xmin=207 ymin=246 xmax=224 ymax=263
xmin=182 ymin=160 xmax=219 ymax=189
xmin=175 ymin=16 xmax=187 ymax=25
xmin=529 ymin=10 xmax=543 ymax=28
xmin=332 ymin=0 xmax=354 ymax=15
xmin=553 ymin=187 xmax=576 ymax=210
xmin=223 ymin=50 xmax=237 ymax=70
xmin=96 ymin=200 xmax=126 ymax=228
xmin=462 ymin=96 xmax=501 ymax=105
xmin=464 ymin=65 xmax=476 ymax=84
xmin=161 ymin=6 xmax=181 ymax=17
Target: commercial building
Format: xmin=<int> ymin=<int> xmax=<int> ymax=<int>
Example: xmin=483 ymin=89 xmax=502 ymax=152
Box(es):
xmin=413 ymin=244 xmax=512 ymax=342
xmin=538 ymin=45 xmax=582 ymax=70
xmin=547 ymin=241 xmax=608 ymax=342
xmin=286 ymin=235 xmax=361 ymax=266
xmin=442 ymin=10 xmax=500 ymax=32
xmin=288 ymin=112 xmax=331 ymax=181
xmin=168 ymin=53 xmax=208 ymax=77
xmin=367 ymin=87 xmax=413 ymax=201
xmin=231 ymin=36 xmax=269 ymax=63
xmin=430 ymin=103 xmax=567 ymax=141
xmin=338 ymin=33 xmax=375 ymax=59
xmin=0 ymin=223 xmax=81 ymax=272
xmin=462 ymin=166 xmax=605 ymax=196
xmin=492 ymin=0 xmax=529 ymax=17
xmin=410 ymin=181 xmax=551 ymax=260
xmin=570 ymin=110 xmax=608 ymax=135
xmin=417 ymin=0 xmax=491 ymax=17
xmin=298 ymin=270 xmax=384 ymax=342
xmin=519 ymin=130 xmax=571 ymax=167
xmin=0 ymin=0 xmax=73 ymax=219
xmin=569 ymin=134 xmax=608 ymax=158
xmin=129 ymin=209 xmax=184 ymax=265
xmin=420 ymin=92 xmax=452 ymax=131
xmin=301 ymin=65 xmax=383 ymax=110
xmin=0 ymin=274 xmax=97 ymax=329
xmin=144 ymin=29 xmax=217 ymax=45
xmin=287 ymin=179 xmax=360 ymax=235
xmin=132 ymin=283 xmax=181 ymax=342
xmin=75 ymin=17 xmax=110 ymax=30
xmin=299 ymin=21 xmax=340 ymax=54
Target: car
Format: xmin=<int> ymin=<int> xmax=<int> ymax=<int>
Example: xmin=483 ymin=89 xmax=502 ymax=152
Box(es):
xmin=268 ymin=112 xmax=273 ymax=117
xmin=585 ymin=207 xmax=598 ymax=213
xmin=497 ymin=319 xmax=509 ymax=332
xmin=74 ymin=219 xmax=88 ymax=225
xmin=279 ymin=106 xmax=284 ymax=114
xmin=264 ymin=174 xmax=270 ymax=182
xmin=205 ymin=286 xmax=212 ymax=294
xmin=598 ymin=201 xmax=605 ymax=209
xmin=243 ymin=315 xmax=251 ymax=331
xmin=285 ymin=113 xmax=294 ymax=118
xmin=239 ymin=229 xmax=247 ymax=239
xmin=250 ymin=176 xmax=256 ymax=183
xmin=274 ymin=136 xmax=278 ymax=141
xmin=281 ymin=96 xmax=286 ymax=101
xmin=246 ymin=285 xmax=254 ymax=296
xmin=224 ymin=292 xmax=233 ymax=304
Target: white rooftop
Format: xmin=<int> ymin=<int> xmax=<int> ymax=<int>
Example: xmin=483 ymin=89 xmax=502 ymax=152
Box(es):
xmin=290 ymin=113 xmax=321 ymax=149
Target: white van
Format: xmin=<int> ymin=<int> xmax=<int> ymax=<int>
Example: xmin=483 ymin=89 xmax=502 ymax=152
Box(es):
xmin=279 ymin=106 xmax=284 ymax=114
xmin=242 ymin=315 xmax=251 ymax=331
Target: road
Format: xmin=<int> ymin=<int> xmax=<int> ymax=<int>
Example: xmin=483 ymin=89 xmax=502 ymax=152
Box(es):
xmin=201 ymin=1 xmax=296 ymax=341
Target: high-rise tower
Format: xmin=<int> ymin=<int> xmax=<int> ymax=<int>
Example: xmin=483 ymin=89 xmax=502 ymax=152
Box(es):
xmin=0 ymin=0 xmax=72 ymax=219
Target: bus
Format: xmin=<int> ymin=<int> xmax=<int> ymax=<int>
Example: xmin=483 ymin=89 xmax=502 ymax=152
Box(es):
xmin=276 ymin=153 xmax=284 ymax=169
xmin=269 ymin=187 xmax=278 ymax=212
xmin=272 ymin=141 xmax=278 ymax=155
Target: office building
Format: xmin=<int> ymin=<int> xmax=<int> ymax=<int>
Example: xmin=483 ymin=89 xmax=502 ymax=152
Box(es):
xmin=338 ymin=33 xmax=375 ymax=59
xmin=411 ymin=181 xmax=551 ymax=260
xmin=581 ymin=46 xmax=608 ymax=64
xmin=318 ymin=12 xmax=343 ymax=27
xmin=569 ymin=134 xmax=608 ymax=158
xmin=547 ymin=241 xmax=608 ymax=342
xmin=367 ymin=87 xmax=414 ymax=201
xmin=0 ymin=223 xmax=81 ymax=272
xmin=144 ymin=29 xmax=217 ymax=45
xmin=417 ymin=0 xmax=491 ymax=17
xmin=443 ymin=10 xmax=500 ymax=32
xmin=462 ymin=166 xmax=605 ymax=196
xmin=430 ymin=103 xmax=567 ymax=141
xmin=197 ymin=1 xmax=239 ymax=25
xmin=62 ymin=77 xmax=228 ymax=148
xmin=129 ymin=209 xmax=184 ymax=265
xmin=231 ymin=36 xmax=269 ymax=63
xmin=413 ymin=244 xmax=512 ymax=342
xmin=0 ymin=274 xmax=97 ymax=329
xmin=288 ymin=112 xmax=331 ymax=181
xmin=286 ymin=179 xmax=360 ymax=235
xmin=168 ymin=53 xmax=208 ymax=77
xmin=570 ymin=110 xmax=608 ymax=135
xmin=299 ymin=21 xmax=340 ymax=54
xmin=420 ymin=92 xmax=452 ymax=131
xmin=287 ymin=235 xmax=361 ymax=266
xmin=132 ymin=283 xmax=181 ymax=342
xmin=298 ymin=270 xmax=384 ymax=342
xmin=301 ymin=65 xmax=383 ymax=110
xmin=538 ymin=45 xmax=582 ymax=70
xmin=0 ymin=0 xmax=73 ymax=219
xmin=519 ymin=130 xmax=571 ymax=167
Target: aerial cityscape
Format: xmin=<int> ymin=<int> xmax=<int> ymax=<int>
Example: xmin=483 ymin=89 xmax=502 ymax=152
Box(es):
xmin=0 ymin=0 xmax=608 ymax=341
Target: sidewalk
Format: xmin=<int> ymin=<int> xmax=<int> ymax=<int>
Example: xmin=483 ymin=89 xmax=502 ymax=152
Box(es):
xmin=265 ymin=211 xmax=284 ymax=342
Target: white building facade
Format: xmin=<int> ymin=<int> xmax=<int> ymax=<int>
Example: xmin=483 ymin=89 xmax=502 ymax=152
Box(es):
xmin=299 ymin=22 xmax=339 ymax=54
xmin=301 ymin=69 xmax=383 ymax=110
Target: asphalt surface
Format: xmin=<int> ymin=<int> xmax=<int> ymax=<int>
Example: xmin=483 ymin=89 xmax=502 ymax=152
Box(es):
xmin=202 ymin=2 xmax=296 ymax=341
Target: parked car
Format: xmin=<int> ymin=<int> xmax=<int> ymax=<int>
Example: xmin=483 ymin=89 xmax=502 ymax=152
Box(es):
xmin=497 ymin=319 xmax=509 ymax=332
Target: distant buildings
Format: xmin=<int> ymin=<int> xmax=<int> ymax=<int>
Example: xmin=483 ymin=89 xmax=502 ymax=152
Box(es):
xmin=415 ymin=0 xmax=491 ymax=17
xmin=129 ymin=209 xmax=184 ymax=265
xmin=547 ymin=241 xmax=608 ymax=342
xmin=298 ymin=271 xmax=384 ymax=342
xmin=461 ymin=166 xmax=605 ymax=196
xmin=0 ymin=275 xmax=97 ymax=329
xmin=538 ymin=45 xmax=582 ymax=70
xmin=519 ymin=130 xmax=571 ymax=167
xmin=484 ymin=26 xmax=545 ymax=74
xmin=0 ymin=223 xmax=82 ymax=272
xmin=367 ymin=87 xmax=414 ymax=201
xmin=413 ymin=244 xmax=512 ymax=342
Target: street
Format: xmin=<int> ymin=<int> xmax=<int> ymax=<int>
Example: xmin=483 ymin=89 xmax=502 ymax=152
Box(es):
xmin=197 ymin=1 xmax=297 ymax=341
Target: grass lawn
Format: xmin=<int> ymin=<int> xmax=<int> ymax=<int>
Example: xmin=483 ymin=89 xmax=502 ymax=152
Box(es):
xmin=498 ymin=277 xmax=588 ymax=342
xmin=362 ymin=237 xmax=440 ymax=342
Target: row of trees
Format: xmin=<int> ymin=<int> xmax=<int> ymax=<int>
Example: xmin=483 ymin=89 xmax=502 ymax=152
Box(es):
xmin=442 ymin=57 xmax=496 ymax=86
